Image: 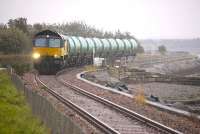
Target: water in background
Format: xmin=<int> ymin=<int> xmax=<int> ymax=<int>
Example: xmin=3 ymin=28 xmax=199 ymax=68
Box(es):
xmin=140 ymin=39 xmax=200 ymax=54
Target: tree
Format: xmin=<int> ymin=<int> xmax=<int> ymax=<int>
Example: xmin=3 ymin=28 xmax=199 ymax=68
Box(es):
xmin=104 ymin=31 xmax=114 ymax=38
xmin=28 ymin=21 xmax=137 ymax=39
xmin=0 ymin=28 xmax=31 ymax=54
xmin=0 ymin=23 xmax=7 ymax=29
xmin=136 ymin=44 xmax=145 ymax=53
xmin=158 ymin=45 xmax=167 ymax=54
xmin=8 ymin=18 xmax=28 ymax=33
xmin=124 ymin=32 xmax=132 ymax=39
xmin=32 ymin=23 xmax=44 ymax=34
xmin=115 ymin=29 xmax=124 ymax=39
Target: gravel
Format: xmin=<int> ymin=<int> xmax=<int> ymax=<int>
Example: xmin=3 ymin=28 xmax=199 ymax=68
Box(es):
xmin=39 ymin=75 xmax=162 ymax=134
xmin=22 ymin=73 xmax=102 ymax=134
xmin=59 ymin=68 xmax=200 ymax=134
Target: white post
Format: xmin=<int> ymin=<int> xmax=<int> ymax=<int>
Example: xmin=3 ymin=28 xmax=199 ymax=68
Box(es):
xmin=93 ymin=47 xmax=95 ymax=66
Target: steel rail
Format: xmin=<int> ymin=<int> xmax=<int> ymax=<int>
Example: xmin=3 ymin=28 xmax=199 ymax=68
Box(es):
xmin=57 ymin=77 xmax=182 ymax=134
xmin=35 ymin=74 xmax=120 ymax=134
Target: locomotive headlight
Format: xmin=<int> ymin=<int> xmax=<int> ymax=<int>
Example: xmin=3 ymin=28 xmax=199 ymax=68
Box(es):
xmin=54 ymin=54 xmax=60 ymax=58
xmin=32 ymin=53 xmax=40 ymax=59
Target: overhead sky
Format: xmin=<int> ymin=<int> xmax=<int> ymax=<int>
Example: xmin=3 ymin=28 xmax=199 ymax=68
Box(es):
xmin=0 ymin=0 xmax=200 ymax=39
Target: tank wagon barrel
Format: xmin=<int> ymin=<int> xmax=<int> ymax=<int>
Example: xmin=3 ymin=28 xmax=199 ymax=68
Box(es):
xmin=63 ymin=35 xmax=138 ymax=57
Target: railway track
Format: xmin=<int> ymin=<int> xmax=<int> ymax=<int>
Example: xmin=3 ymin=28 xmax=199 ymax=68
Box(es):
xmin=35 ymin=73 xmax=182 ymax=134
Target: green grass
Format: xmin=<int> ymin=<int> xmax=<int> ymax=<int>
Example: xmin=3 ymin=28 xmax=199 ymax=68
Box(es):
xmin=0 ymin=70 xmax=49 ymax=134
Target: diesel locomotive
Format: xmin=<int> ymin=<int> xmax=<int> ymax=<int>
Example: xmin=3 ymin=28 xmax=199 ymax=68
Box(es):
xmin=32 ymin=30 xmax=139 ymax=74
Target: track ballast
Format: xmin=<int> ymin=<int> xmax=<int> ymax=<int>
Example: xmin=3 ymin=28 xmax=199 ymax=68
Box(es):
xmin=36 ymin=73 xmax=181 ymax=134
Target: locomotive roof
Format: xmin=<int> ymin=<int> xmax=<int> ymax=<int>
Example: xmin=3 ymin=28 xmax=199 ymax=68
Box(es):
xmin=34 ymin=30 xmax=66 ymax=39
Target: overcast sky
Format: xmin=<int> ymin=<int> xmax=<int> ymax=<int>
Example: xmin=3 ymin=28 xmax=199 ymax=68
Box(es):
xmin=0 ymin=0 xmax=200 ymax=39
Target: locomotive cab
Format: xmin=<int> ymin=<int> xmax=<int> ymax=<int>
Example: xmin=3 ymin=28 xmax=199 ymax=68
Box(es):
xmin=32 ymin=30 xmax=66 ymax=74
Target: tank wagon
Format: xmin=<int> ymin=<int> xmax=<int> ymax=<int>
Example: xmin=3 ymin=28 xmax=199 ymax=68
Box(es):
xmin=32 ymin=30 xmax=138 ymax=74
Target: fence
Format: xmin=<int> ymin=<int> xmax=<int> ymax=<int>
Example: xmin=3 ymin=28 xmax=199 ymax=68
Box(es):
xmin=10 ymin=71 xmax=83 ymax=134
xmin=108 ymin=67 xmax=200 ymax=86
xmin=123 ymin=69 xmax=200 ymax=86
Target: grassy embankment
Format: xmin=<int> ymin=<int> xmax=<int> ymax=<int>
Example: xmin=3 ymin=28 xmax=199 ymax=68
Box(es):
xmin=0 ymin=70 xmax=49 ymax=134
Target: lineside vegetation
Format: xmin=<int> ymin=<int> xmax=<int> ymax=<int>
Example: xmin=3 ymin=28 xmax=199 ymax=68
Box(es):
xmin=0 ymin=70 xmax=49 ymax=134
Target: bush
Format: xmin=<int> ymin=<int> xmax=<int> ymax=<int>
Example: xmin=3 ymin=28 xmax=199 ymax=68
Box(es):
xmin=158 ymin=45 xmax=167 ymax=55
xmin=0 ymin=28 xmax=31 ymax=54
xmin=136 ymin=44 xmax=145 ymax=53
xmin=11 ymin=63 xmax=31 ymax=75
xmin=134 ymin=85 xmax=146 ymax=105
xmin=0 ymin=54 xmax=32 ymax=75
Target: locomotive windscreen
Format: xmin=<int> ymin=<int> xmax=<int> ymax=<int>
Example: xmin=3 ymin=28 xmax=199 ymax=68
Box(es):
xmin=34 ymin=37 xmax=61 ymax=48
xmin=34 ymin=38 xmax=47 ymax=47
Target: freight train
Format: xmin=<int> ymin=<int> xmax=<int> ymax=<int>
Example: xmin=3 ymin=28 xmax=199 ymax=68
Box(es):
xmin=32 ymin=30 xmax=139 ymax=74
